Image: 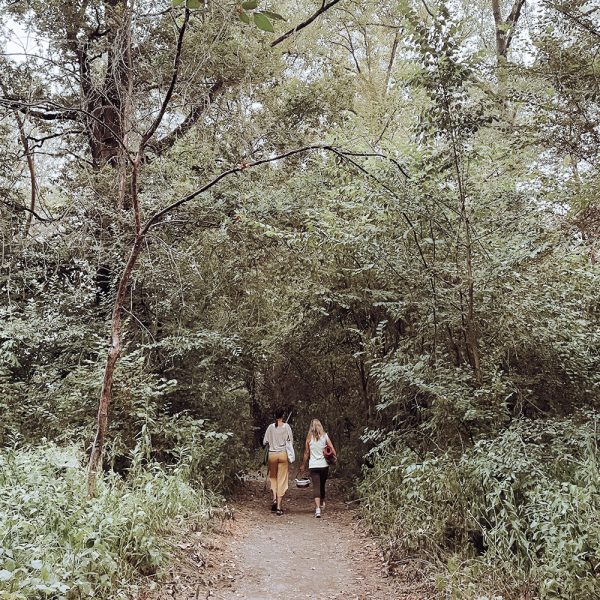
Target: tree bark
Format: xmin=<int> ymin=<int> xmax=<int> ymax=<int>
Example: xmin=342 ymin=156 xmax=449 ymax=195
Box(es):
xmin=87 ymin=234 xmax=145 ymax=497
xmin=491 ymin=0 xmax=525 ymax=62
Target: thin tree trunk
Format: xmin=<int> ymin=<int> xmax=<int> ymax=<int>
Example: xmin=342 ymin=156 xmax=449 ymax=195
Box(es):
xmin=491 ymin=0 xmax=526 ymax=96
xmin=1 ymin=79 xmax=37 ymax=237
xmin=447 ymin=95 xmax=483 ymax=383
xmin=491 ymin=0 xmax=507 ymax=61
xmin=384 ymin=29 xmax=400 ymax=93
xmin=15 ymin=114 xmax=36 ymax=236
xmin=87 ymin=234 xmax=144 ymax=497
xmin=464 ymin=226 xmax=482 ymax=382
xmin=356 ymin=359 xmax=371 ymax=421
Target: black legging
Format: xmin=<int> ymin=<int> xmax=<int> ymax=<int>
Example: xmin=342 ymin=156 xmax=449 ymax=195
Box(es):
xmin=309 ymin=466 xmax=329 ymax=500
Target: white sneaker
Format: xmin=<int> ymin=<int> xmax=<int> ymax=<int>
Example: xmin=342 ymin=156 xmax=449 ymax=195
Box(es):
xmin=315 ymin=507 xmax=321 ymax=518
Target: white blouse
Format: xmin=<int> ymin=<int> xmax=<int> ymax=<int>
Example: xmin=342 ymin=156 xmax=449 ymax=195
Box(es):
xmin=263 ymin=422 xmax=293 ymax=452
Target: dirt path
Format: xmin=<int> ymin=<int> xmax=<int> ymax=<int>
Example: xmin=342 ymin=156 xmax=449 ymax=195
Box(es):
xmin=142 ymin=478 xmax=432 ymax=600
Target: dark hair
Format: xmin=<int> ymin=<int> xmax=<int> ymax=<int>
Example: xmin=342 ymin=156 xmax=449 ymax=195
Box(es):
xmin=274 ymin=408 xmax=285 ymax=427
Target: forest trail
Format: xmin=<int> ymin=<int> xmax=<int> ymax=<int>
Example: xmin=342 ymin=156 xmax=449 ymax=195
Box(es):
xmin=143 ymin=479 xmax=431 ymax=600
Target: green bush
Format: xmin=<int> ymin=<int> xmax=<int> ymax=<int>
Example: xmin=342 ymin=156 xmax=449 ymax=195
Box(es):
xmin=146 ymin=411 xmax=249 ymax=493
xmin=0 ymin=441 xmax=219 ymax=599
xmin=358 ymin=417 xmax=600 ymax=599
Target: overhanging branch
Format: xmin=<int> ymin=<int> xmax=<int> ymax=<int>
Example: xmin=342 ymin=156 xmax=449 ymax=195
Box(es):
xmin=142 ymin=144 xmax=410 ymax=234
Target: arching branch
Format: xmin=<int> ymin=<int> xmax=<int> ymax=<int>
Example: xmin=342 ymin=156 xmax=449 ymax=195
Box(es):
xmin=143 ymin=145 xmax=410 ymax=232
xmin=86 ymin=142 xmax=411 ymax=496
xmin=0 ymin=198 xmax=54 ymax=223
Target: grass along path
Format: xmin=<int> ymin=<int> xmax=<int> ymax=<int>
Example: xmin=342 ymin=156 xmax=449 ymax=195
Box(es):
xmin=141 ymin=478 xmax=432 ymax=600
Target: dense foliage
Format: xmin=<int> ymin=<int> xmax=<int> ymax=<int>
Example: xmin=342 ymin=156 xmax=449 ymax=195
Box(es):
xmin=0 ymin=436 xmax=224 ymax=599
xmin=360 ymin=417 xmax=600 ymax=598
xmin=1 ymin=0 xmax=599 ymax=597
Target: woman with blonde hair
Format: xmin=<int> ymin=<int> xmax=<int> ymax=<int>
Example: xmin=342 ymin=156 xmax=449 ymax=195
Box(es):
xmin=299 ymin=418 xmax=336 ymax=518
xmin=263 ymin=408 xmax=293 ymax=516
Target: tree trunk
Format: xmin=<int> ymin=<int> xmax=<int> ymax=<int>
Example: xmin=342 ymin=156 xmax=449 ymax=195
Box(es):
xmin=75 ymin=0 xmax=132 ymax=168
xmin=87 ymin=234 xmax=144 ymax=496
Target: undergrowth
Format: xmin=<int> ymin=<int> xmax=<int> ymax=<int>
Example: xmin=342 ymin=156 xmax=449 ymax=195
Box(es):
xmin=358 ymin=417 xmax=600 ymax=599
xmin=0 ymin=422 xmax=230 ymax=600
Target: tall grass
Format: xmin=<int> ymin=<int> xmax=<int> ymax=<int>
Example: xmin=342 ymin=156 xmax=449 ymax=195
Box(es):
xmin=0 ymin=440 xmax=219 ymax=599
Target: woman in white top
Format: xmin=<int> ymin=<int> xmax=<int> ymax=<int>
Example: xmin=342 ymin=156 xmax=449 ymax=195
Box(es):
xmin=299 ymin=419 xmax=336 ymax=518
xmin=263 ymin=408 xmax=293 ymax=516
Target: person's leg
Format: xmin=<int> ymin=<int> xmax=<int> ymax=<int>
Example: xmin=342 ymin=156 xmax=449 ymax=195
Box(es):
xmin=310 ymin=469 xmax=321 ymax=509
xmin=276 ymin=452 xmax=289 ymax=511
xmin=320 ymin=467 xmax=329 ymax=508
xmin=268 ymin=453 xmax=278 ymax=504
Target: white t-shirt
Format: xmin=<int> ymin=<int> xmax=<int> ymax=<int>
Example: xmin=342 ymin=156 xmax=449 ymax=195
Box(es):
xmin=309 ymin=433 xmax=329 ymax=469
xmin=263 ymin=422 xmax=293 ymax=452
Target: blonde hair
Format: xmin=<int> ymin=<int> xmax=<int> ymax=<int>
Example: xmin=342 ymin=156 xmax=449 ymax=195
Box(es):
xmin=309 ymin=419 xmax=325 ymax=441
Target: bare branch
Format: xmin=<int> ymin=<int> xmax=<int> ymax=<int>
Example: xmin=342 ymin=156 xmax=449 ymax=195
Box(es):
xmin=28 ymin=129 xmax=83 ymax=149
xmin=0 ymin=97 xmax=80 ymax=121
xmin=146 ymin=79 xmax=225 ymax=157
xmin=140 ymin=9 xmax=190 ymax=149
xmin=271 ymin=0 xmax=343 ymax=47
xmin=0 ymin=197 xmax=53 ymax=222
xmin=504 ymin=0 xmax=526 ymax=52
xmin=546 ymin=1 xmax=600 ymax=39
xmin=341 ymin=151 xmax=409 ymax=178
xmin=0 ymin=98 xmax=133 ymax=163
xmin=421 ymin=0 xmax=435 ymax=19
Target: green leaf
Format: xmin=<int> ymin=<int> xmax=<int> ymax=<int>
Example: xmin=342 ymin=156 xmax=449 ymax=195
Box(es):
xmin=253 ymin=12 xmax=274 ymax=32
xmin=241 ymin=0 xmax=258 ymax=8
xmin=171 ymin=0 xmax=185 ymax=5
xmin=239 ymin=10 xmax=250 ymax=24
xmin=261 ymin=10 xmax=285 ymax=21
xmin=186 ymin=0 xmax=201 ymax=8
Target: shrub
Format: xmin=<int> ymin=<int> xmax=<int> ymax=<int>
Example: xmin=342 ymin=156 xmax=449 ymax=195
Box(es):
xmin=358 ymin=417 xmax=600 ymax=599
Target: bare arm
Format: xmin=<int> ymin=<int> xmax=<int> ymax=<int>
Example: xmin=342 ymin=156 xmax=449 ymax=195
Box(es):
xmin=327 ymin=434 xmax=336 ymax=455
xmin=300 ymin=435 xmax=310 ymax=472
